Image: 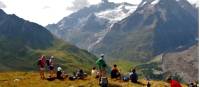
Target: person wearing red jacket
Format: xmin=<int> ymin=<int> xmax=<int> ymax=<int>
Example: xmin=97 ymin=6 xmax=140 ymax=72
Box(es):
xmin=38 ymin=55 xmax=46 ymax=80
xmin=167 ymin=77 xmax=182 ymax=87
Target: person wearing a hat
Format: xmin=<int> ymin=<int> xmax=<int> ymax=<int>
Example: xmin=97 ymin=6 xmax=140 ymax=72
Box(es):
xmin=96 ymin=54 xmax=107 ymax=77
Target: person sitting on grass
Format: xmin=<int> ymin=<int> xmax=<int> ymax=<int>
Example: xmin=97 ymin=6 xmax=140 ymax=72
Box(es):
xmin=129 ymin=68 xmax=138 ymax=83
xmin=166 ymin=76 xmax=182 ymax=87
xmin=76 ymin=69 xmax=87 ymax=79
xmin=91 ymin=67 xmax=100 ymax=78
xmin=56 ymin=66 xmax=68 ymax=80
xmin=110 ymin=64 xmax=121 ymax=79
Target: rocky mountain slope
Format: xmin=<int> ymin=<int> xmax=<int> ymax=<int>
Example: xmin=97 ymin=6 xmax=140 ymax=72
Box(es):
xmin=91 ymin=0 xmax=198 ymax=61
xmin=47 ymin=0 xmax=198 ymax=62
xmin=46 ymin=1 xmax=138 ymax=51
xmin=0 ymin=9 xmax=97 ymax=72
xmin=162 ymin=44 xmax=198 ymax=82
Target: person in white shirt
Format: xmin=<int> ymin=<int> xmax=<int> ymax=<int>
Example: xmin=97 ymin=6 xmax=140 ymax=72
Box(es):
xmin=91 ymin=67 xmax=98 ymax=77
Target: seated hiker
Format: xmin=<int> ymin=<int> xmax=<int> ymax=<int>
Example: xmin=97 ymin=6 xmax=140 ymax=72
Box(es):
xmin=189 ymin=81 xmax=198 ymax=87
xmin=166 ymin=76 xmax=182 ymax=87
xmin=195 ymin=81 xmax=199 ymax=87
xmin=76 ymin=69 xmax=87 ymax=79
xmin=91 ymin=67 xmax=99 ymax=78
xmin=129 ymin=68 xmax=138 ymax=83
xmin=56 ymin=66 xmax=68 ymax=80
xmin=38 ymin=55 xmax=46 ymax=80
xmin=147 ymin=81 xmax=151 ymax=87
xmin=110 ymin=64 xmax=121 ymax=79
xmin=99 ymin=76 xmax=108 ymax=87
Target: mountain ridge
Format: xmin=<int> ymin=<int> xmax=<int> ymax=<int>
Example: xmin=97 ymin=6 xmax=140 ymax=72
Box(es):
xmin=0 ymin=9 xmax=97 ymax=72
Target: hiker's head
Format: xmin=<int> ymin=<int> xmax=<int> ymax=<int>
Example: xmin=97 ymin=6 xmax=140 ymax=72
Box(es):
xmin=40 ymin=55 xmax=45 ymax=59
xmin=166 ymin=76 xmax=172 ymax=83
xmin=190 ymin=82 xmax=194 ymax=85
xmin=100 ymin=54 xmax=104 ymax=58
xmin=79 ymin=69 xmax=83 ymax=73
xmin=50 ymin=56 xmax=54 ymax=59
xmin=132 ymin=68 xmax=136 ymax=73
xmin=113 ymin=64 xmax=117 ymax=67
xmin=92 ymin=67 xmax=96 ymax=70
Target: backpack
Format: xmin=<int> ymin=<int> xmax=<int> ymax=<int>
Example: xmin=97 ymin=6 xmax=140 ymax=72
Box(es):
xmin=99 ymin=77 xmax=108 ymax=87
xmin=96 ymin=58 xmax=107 ymax=68
xmin=68 ymin=76 xmax=77 ymax=81
xmin=122 ymin=76 xmax=129 ymax=82
xmin=47 ymin=77 xmax=56 ymax=81
xmin=101 ymin=60 xmax=107 ymax=68
xmin=38 ymin=59 xmax=45 ymax=67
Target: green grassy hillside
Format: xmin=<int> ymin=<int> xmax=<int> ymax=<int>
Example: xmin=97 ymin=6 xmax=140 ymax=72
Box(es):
xmin=0 ymin=9 xmax=97 ymax=72
xmin=0 ymin=37 xmax=97 ymax=72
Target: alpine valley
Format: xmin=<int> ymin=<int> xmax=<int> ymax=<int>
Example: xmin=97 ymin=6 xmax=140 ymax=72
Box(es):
xmin=46 ymin=0 xmax=199 ymax=82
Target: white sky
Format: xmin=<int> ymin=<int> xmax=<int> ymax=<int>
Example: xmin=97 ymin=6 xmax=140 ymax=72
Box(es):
xmin=0 ymin=0 xmax=198 ymax=26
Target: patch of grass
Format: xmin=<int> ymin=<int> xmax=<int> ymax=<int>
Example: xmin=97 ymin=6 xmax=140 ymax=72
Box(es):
xmin=0 ymin=72 xmax=187 ymax=87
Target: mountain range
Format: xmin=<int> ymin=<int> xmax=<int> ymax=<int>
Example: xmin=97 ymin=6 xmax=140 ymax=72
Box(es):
xmin=0 ymin=0 xmax=198 ymax=82
xmin=46 ymin=0 xmax=199 ymax=82
xmin=47 ymin=0 xmax=198 ymax=61
xmin=0 ymin=9 xmax=97 ymax=72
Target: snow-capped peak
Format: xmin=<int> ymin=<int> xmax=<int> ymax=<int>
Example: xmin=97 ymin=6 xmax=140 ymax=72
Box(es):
xmin=187 ymin=0 xmax=199 ymax=6
xmin=151 ymin=0 xmax=160 ymax=5
xmin=95 ymin=4 xmax=138 ymax=22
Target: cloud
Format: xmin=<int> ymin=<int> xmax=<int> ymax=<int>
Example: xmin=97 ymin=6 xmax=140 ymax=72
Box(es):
xmin=42 ymin=6 xmax=51 ymax=9
xmin=0 ymin=0 xmax=6 ymax=8
xmin=67 ymin=0 xmax=89 ymax=11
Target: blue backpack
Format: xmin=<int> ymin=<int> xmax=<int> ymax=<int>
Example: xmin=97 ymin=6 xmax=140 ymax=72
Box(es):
xmin=122 ymin=76 xmax=129 ymax=82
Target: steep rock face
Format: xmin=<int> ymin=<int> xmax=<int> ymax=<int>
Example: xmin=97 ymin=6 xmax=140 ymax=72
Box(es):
xmin=46 ymin=1 xmax=137 ymax=51
xmin=92 ymin=0 xmax=198 ymax=61
xmin=162 ymin=44 xmax=198 ymax=82
xmin=47 ymin=0 xmax=198 ymax=61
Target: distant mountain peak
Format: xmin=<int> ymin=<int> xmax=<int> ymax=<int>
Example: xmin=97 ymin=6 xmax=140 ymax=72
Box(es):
xmin=102 ymin=0 xmax=109 ymax=3
xmin=0 ymin=9 xmax=6 ymax=15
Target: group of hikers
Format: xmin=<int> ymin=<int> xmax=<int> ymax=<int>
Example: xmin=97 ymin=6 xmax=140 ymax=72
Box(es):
xmin=38 ymin=55 xmax=86 ymax=81
xmin=37 ymin=54 xmax=198 ymax=87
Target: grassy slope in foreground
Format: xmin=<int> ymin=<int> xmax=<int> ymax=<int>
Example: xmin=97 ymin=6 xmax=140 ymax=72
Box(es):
xmin=0 ymin=72 xmax=187 ymax=87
